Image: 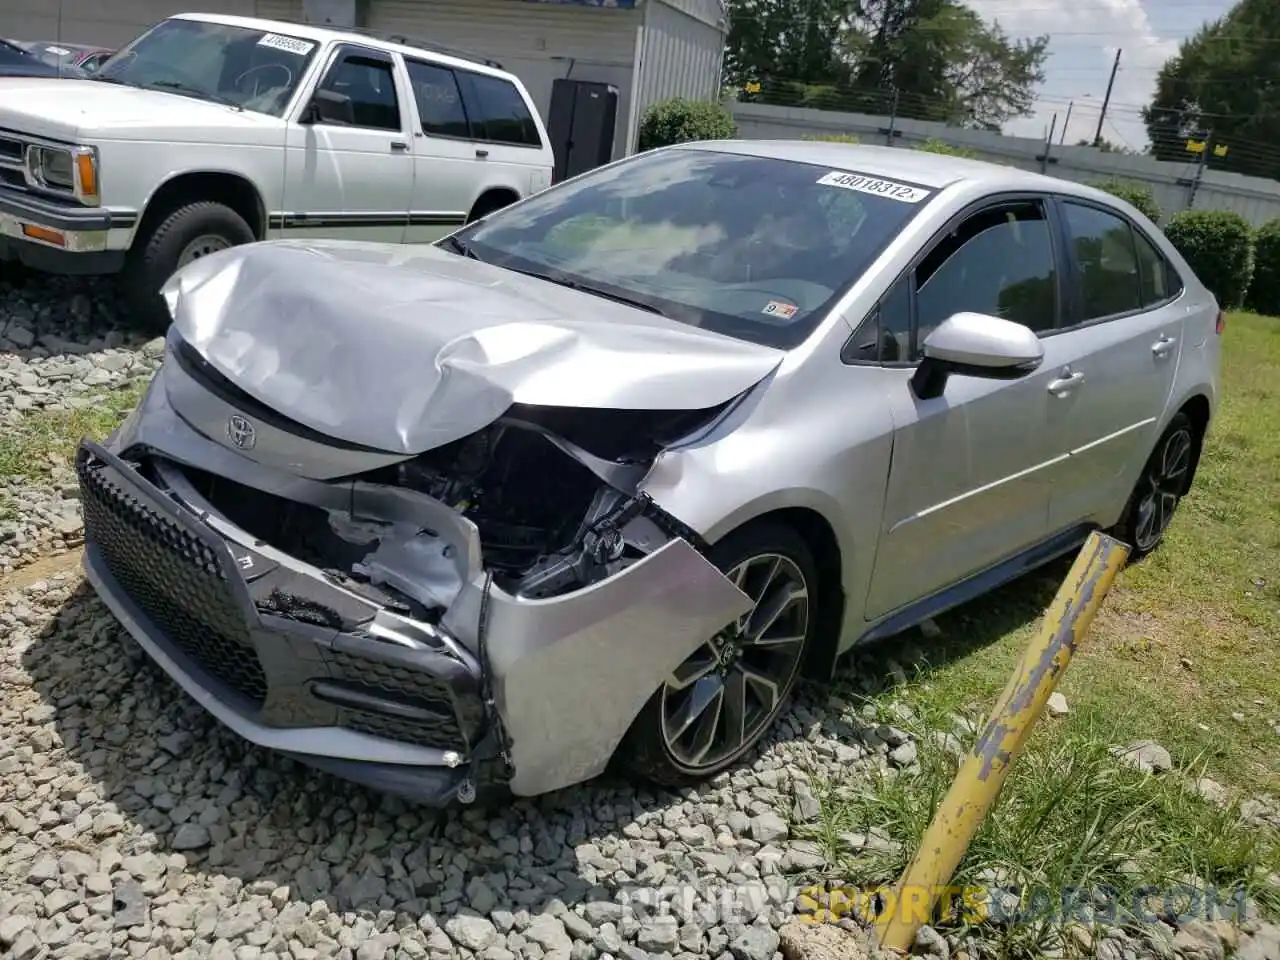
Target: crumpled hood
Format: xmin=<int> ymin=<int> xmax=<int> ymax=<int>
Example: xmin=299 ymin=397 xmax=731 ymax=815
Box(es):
xmin=163 ymin=239 xmax=784 ymax=455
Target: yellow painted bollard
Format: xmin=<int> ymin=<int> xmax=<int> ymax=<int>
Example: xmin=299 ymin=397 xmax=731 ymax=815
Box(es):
xmin=876 ymin=530 xmax=1130 ymax=953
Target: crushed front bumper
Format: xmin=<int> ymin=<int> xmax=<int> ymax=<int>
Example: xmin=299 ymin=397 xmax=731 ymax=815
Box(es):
xmin=76 ymin=439 xmax=489 ymax=804
xmin=75 ymin=430 xmax=754 ymax=801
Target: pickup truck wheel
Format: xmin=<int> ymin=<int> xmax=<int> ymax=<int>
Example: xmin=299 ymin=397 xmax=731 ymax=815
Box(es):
xmin=122 ymin=201 xmax=254 ymax=332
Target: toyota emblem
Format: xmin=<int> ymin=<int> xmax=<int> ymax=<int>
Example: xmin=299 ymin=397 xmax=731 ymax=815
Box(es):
xmin=226 ymin=413 xmax=256 ymax=450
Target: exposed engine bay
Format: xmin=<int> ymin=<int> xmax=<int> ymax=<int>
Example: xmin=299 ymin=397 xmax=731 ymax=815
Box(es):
xmin=172 ymin=402 xmax=729 ymax=622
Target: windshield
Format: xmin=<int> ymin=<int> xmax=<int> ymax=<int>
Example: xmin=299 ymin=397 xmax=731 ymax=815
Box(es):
xmin=448 ymin=147 xmax=933 ymax=349
xmin=95 ymin=18 xmax=319 ymax=116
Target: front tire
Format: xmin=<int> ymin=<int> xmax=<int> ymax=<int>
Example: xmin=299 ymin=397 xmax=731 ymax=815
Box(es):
xmin=620 ymin=520 xmax=819 ymax=788
xmin=122 ymin=201 xmax=254 ymax=332
xmin=1112 ymin=412 xmax=1196 ymax=559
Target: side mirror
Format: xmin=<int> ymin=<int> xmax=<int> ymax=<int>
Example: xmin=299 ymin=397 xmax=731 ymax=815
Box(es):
xmin=911 ymin=311 xmax=1044 ymax=400
xmin=301 ymin=88 xmax=354 ymax=125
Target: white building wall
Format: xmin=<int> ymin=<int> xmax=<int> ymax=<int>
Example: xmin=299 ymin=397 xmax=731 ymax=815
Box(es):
xmin=632 ymin=0 xmax=727 ymax=135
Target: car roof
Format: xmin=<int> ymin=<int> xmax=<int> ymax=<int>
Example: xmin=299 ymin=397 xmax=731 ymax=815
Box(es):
xmin=683 ymin=139 xmax=1126 ymax=205
xmin=168 ymin=12 xmax=518 ymax=80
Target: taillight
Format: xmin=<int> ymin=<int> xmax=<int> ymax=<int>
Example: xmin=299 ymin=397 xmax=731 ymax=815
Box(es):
xmin=1215 ymin=310 xmax=1226 ymax=335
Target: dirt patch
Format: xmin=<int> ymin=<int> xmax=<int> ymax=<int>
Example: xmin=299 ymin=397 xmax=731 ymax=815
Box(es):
xmin=0 ymin=549 xmax=84 ymax=594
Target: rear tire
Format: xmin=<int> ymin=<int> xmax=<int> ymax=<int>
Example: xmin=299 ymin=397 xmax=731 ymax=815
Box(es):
xmin=122 ymin=201 xmax=254 ymax=333
xmin=619 ymin=520 xmax=819 ymax=788
xmin=1111 ymin=412 xmax=1197 ymax=560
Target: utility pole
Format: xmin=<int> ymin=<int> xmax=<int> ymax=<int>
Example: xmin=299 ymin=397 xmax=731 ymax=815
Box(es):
xmin=885 ymin=86 xmax=900 ymax=147
xmin=1060 ymin=101 xmax=1073 ymax=145
xmin=1093 ymin=48 xmax=1122 ymax=147
xmin=1042 ymin=113 xmax=1058 ymax=173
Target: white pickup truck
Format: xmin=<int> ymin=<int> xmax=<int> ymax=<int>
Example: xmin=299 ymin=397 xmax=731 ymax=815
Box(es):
xmin=0 ymin=13 xmax=555 ymax=328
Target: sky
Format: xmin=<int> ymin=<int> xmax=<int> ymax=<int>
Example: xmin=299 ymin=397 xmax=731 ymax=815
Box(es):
xmin=964 ymin=0 xmax=1235 ymax=150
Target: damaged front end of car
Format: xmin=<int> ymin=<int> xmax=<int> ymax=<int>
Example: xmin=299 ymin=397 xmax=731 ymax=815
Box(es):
xmin=77 ymin=242 xmax=779 ymax=803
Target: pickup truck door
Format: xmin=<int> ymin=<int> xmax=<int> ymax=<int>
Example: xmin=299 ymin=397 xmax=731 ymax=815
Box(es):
xmin=282 ymin=43 xmax=412 ymax=242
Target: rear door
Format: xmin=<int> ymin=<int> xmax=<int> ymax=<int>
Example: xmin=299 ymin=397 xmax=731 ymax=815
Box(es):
xmin=1045 ymin=197 xmax=1186 ymax=530
xmin=454 ymin=67 xmax=553 ymax=201
xmin=282 ymin=43 xmax=413 ymax=242
xmin=400 ymin=56 xmax=484 ymax=242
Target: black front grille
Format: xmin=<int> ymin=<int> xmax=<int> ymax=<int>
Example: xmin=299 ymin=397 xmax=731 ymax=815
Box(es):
xmin=77 ymin=453 xmax=269 ymax=706
xmin=0 ymin=136 xmax=22 ymax=163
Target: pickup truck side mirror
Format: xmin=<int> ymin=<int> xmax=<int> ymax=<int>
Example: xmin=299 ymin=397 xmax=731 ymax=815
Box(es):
xmin=301 ymin=88 xmax=355 ymax=126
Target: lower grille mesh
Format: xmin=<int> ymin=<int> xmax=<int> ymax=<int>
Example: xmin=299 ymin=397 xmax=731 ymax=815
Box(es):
xmin=77 ymin=453 xmax=269 ymax=706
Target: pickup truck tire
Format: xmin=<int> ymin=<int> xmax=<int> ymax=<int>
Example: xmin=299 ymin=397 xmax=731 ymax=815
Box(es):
xmin=122 ymin=201 xmax=255 ymax=332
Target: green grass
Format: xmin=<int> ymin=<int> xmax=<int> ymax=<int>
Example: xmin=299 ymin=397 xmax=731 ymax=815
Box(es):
xmin=0 ymin=380 xmax=148 ymax=496
xmin=813 ymin=312 xmax=1280 ymax=951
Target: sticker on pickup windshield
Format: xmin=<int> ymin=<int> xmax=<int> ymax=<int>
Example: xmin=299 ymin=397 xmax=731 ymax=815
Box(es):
xmin=45 ymin=45 xmax=71 ymax=55
xmin=256 ymin=33 xmax=316 ymax=55
xmin=816 ymin=171 xmax=930 ymax=204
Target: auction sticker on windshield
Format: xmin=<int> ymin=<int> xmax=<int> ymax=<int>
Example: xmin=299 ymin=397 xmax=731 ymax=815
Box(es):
xmin=257 ymin=33 xmax=315 ymax=55
xmin=816 ymin=171 xmax=931 ymax=204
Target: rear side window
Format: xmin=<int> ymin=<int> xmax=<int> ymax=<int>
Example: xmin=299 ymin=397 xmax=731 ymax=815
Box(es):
xmin=1132 ymin=226 xmax=1183 ymax=306
xmin=405 ymin=59 xmax=470 ymax=138
xmin=457 ymin=71 xmax=541 ymax=147
xmin=1061 ymin=202 xmax=1142 ymax=320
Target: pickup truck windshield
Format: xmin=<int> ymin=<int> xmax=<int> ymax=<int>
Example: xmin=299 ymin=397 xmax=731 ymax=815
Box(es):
xmin=449 ymin=147 xmax=932 ymax=350
xmin=94 ymin=18 xmax=319 ymax=117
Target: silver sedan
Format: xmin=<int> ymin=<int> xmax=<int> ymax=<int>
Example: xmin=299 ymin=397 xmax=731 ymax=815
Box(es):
xmin=77 ymin=140 xmax=1222 ymax=803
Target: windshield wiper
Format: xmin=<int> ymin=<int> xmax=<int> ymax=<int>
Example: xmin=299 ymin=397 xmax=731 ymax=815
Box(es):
xmin=147 ymin=79 xmax=242 ymax=110
xmin=505 ymin=266 xmax=666 ymax=316
xmin=441 ymin=235 xmax=479 ymax=260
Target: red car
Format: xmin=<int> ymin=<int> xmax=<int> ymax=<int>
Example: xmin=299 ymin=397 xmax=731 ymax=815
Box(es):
xmin=9 ymin=39 xmax=113 ymax=74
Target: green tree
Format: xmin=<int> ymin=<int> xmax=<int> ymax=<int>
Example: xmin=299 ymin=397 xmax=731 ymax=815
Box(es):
xmin=1144 ymin=0 xmax=1280 ymax=179
xmin=726 ymin=0 xmax=1048 ymax=129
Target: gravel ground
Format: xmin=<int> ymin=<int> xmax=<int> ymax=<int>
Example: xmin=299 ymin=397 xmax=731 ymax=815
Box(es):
xmin=0 ymin=273 xmax=164 ymax=574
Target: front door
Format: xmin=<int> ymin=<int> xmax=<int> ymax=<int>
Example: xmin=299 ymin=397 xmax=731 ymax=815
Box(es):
xmin=1046 ymin=198 xmax=1185 ymax=530
xmin=282 ymin=44 xmax=413 ymax=242
xmin=865 ymin=196 xmax=1071 ymax=620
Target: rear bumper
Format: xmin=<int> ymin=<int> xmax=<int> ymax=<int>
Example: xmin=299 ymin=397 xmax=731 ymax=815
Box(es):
xmin=0 ymin=186 xmax=135 ymax=274
xmin=77 ymin=440 xmax=488 ymax=804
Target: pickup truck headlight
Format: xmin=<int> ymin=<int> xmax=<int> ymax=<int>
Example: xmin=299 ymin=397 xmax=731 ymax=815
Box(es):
xmin=24 ymin=144 xmax=99 ymax=205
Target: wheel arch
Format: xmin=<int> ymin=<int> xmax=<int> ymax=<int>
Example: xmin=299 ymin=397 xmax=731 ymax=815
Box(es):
xmin=133 ymin=170 xmax=267 ymax=247
xmin=704 ymin=504 xmax=848 ymax=684
xmin=466 ymin=186 xmax=521 ymax=223
xmin=1174 ymin=392 xmax=1212 ymax=496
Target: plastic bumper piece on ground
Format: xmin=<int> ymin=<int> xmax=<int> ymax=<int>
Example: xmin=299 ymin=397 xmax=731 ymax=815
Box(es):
xmin=74 ymin=439 xmax=487 ymax=805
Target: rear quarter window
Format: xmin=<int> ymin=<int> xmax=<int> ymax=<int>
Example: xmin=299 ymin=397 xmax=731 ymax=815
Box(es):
xmin=456 ymin=71 xmax=542 ymax=147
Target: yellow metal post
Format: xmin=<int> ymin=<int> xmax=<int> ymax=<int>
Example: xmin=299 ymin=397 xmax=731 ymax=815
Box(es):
xmin=876 ymin=531 xmax=1130 ymax=953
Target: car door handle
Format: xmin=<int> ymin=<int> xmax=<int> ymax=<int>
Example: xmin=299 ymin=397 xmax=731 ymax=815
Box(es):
xmin=390 ymin=140 xmax=409 ymax=152
xmin=1047 ymin=371 xmax=1085 ymax=396
xmin=1152 ymin=335 xmax=1177 ymax=357
xmin=475 ymin=148 xmax=489 ymax=159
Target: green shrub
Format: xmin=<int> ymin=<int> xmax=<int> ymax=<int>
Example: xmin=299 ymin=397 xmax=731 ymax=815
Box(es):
xmin=1089 ymin=178 xmax=1162 ymax=224
xmin=804 ymin=132 xmax=860 ymax=143
xmin=1163 ymin=209 xmax=1255 ymax=309
xmin=913 ymin=138 xmax=979 ymax=159
xmin=1245 ymin=217 xmax=1280 ymax=315
xmin=637 ymin=97 xmax=737 ymax=151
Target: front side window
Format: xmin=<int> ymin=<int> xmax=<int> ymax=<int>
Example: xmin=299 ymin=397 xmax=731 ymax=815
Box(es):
xmin=315 ymin=52 xmax=402 ymax=130
xmin=457 ymin=71 xmax=541 ymax=146
xmin=405 ymin=60 xmax=469 ymax=138
xmin=93 ymin=18 xmax=318 ymax=117
xmin=449 ymin=148 xmax=932 ymax=349
xmin=1062 ymin=201 xmax=1142 ymax=320
xmin=914 ymin=201 xmax=1059 ymax=354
